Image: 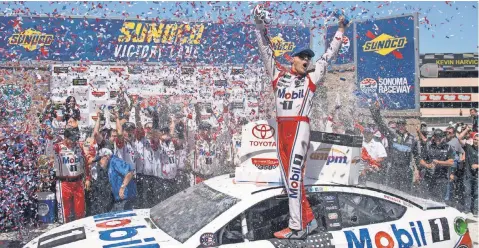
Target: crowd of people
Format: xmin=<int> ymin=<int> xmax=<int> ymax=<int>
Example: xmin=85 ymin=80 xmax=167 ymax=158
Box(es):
xmin=0 ymin=79 xmax=477 ymax=232
xmin=358 ymin=104 xmax=478 ymax=216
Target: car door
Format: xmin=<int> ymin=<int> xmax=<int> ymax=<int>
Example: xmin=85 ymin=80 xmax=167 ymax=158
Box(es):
xmin=216 ymin=191 xmax=336 ymax=247
xmin=329 ymin=192 xmax=440 ymax=248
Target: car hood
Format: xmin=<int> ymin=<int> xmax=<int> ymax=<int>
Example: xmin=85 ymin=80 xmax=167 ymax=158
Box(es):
xmin=25 ymin=209 xmax=182 ymax=248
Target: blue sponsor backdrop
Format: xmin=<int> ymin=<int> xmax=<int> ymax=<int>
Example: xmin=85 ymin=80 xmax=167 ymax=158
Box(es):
xmin=325 ymin=25 xmax=354 ymax=65
xmin=356 ymin=16 xmax=417 ymax=110
xmin=0 ymin=16 xmax=310 ymax=65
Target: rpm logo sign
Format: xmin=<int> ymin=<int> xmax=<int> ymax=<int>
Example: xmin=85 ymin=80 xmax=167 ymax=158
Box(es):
xmin=252 ymin=124 xmax=275 ymax=139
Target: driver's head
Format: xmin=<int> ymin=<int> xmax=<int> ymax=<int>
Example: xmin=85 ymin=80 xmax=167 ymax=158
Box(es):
xmin=291 ymin=47 xmax=315 ymax=76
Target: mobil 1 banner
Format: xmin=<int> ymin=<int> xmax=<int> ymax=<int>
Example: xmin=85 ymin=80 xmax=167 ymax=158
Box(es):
xmin=325 ymin=24 xmax=354 ymax=65
xmin=356 ymin=15 xmax=418 ymax=110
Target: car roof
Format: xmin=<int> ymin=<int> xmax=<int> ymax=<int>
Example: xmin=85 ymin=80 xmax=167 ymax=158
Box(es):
xmin=204 ymin=175 xmax=448 ymax=210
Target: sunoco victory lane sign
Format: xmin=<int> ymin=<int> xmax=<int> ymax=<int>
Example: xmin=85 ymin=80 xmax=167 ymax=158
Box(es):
xmin=1 ymin=16 xmax=310 ymax=65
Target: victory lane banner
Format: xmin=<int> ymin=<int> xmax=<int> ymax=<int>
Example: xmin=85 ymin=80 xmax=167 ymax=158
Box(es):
xmin=356 ymin=15 xmax=418 ymax=111
xmin=0 ymin=16 xmax=310 ymax=65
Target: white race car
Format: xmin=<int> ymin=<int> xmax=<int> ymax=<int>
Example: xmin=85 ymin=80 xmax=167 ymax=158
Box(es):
xmin=26 ymin=175 xmax=472 ymax=248
xmin=26 ymin=128 xmax=473 ymax=248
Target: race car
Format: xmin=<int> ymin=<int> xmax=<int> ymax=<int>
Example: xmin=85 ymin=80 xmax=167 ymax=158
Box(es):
xmin=25 ymin=175 xmax=472 ymax=248
xmin=25 ymin=127 xmax=473 ymax=248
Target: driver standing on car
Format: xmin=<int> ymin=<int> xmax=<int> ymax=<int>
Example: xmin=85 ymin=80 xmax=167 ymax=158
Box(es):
xmin=253 ymin=4 xmax=347 ymax=239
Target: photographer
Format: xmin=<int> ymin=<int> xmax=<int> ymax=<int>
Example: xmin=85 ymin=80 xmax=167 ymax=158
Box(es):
xmin=62 ymin=96 xmax=81 ymax=127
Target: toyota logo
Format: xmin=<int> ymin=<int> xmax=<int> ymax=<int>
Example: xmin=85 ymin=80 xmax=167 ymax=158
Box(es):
xmin=252 ymin=124 xmax=275 ymax=139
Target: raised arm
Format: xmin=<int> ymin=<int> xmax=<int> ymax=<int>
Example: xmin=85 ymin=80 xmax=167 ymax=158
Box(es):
xmin=309 ymin=21 xmax=345 ymax=84
xmin=253 ymin=5 xmax=280 ymax=80
xmin=369 ymin=102 xmax=394 ymax=144
xmin=93 ymin=109 xmax=103 ymax=144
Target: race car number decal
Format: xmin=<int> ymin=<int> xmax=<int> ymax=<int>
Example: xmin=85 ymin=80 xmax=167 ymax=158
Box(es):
xmin=428 ymin=217 xmax=450 ymax=243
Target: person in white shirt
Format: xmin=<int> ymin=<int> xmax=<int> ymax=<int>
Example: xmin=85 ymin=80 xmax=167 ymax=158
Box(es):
xmin=360 ymin=127 xmax=388 ymax=183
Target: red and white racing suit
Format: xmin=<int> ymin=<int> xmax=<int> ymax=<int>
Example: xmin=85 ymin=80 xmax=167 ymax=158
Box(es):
xmin=255 ymin=22 xmax=343 ymax=230
xmin=53 ymin=142 xmax=91 ymax=223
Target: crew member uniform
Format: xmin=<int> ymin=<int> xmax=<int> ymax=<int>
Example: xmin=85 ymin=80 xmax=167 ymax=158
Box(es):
xmin=53 ymin=141 xmax=91 ymax=223
xmin=369 ymin=107 xmax=420 ymax=193
xmin=421 ymin=140 xmax=455 ymax=202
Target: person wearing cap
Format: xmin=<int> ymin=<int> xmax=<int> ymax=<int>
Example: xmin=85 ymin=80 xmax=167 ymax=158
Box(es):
xmin=419 ymin=129 xmax=455 ymax=202
xmin=253 ymin=4 xmax=347 ymax=239
xmin=369 ymin=102 xmax=420 ymax=193
xmin=359 ymin=127 xmax=388 ymax=183
xmin=92 ymin=108 xmax=117 ymax=152
xmin=463 ymin=131 xmax=478 ymax=216
xmin=52 ymin=125 xmax=93 ymax=223
xmin=190 ymin=122 xmax=220 ymax=185
xmin=444 ymin=126 xmax=466 ymax=209
xmin=94 ymin=148 xmax=137 ymax=211
xmin=113 ymin=107 xmax=141 ymax=170
xmin=87 ymin=147 xmax=114 ymax=216
xmin=470 ymin=108 xmax=478 ymax=132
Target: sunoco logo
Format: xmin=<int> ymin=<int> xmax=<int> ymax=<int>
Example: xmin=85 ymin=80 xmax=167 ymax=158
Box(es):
xmin=270 ymin=35 xmax=295 ymax=57
xmin=359 ymin=78 xmax=378 ymax=94
xmin=363 ymin=31 xmax=407 ymax=59
xmin=8 ymin=28 xmax=54 ymax=51
xmin=252 ymin=124 xmax=275 ymax=139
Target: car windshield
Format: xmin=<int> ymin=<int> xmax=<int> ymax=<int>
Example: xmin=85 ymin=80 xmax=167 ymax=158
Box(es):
xmin=150 ymin=183 xmax=240 ymax=243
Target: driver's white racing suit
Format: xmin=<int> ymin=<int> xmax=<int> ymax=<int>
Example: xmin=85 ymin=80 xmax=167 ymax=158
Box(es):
xmin=255 ymin=22 xmax=343 ymax=231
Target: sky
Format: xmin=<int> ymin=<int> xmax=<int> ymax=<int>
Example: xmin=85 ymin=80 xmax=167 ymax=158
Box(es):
xmin=1 ymin=1 xmax=478 ymax=56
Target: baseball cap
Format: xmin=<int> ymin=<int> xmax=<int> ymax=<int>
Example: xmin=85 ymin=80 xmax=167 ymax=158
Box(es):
xmin=396 ymin=118 xmax=407 ymax=125
xmin=470 ymin=132 xmax=478 ymax=139
xmin=432 ymin=129 xmax=445 ymax=138
xmin=92 ymin=148 xmax=113 ymax=163
xmin=122 ymin=122 xmax=136 ymax=131
xmin=291 ymin=47 xmax=315 ymax=58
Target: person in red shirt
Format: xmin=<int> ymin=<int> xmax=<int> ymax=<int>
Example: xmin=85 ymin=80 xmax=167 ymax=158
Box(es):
xmin=53 ymin=126 xmax=92 ymax=223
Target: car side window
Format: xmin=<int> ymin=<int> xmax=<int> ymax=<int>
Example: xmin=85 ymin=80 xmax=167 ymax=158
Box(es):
xmin=244 ymin=193 xmax=328 ymax=241
xmin=337 ymin=193 xmax=406 ymax=228
xmin=215 ymin=215 xmax=244 ymax=245
xmin=245 ymin=195 xmax=289 ymax=241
